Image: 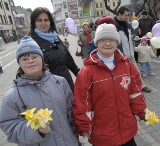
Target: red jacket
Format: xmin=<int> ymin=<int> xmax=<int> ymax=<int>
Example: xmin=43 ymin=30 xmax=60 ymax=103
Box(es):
xmin=72 ymin=50 xmax=146 ymax=146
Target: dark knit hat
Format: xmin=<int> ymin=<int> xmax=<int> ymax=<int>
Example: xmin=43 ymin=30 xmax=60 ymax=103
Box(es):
xmin=98 ymin=16 xmax=115 ymax=25
xmin=16 ymin=36 xmax=43 ymax=62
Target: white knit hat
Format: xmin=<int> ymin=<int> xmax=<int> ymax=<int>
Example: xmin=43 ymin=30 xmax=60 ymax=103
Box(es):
xmin=94 ymin=23 xmax=120 ymax=46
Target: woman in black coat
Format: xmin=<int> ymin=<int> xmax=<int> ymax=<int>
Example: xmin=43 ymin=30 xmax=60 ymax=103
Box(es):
xmin=29 ymin=7 xmax=79 ymax=91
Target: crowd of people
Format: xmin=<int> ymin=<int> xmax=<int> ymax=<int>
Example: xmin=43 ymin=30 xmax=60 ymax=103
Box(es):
xmin=0 ymin=6 xmax=159 ymax=146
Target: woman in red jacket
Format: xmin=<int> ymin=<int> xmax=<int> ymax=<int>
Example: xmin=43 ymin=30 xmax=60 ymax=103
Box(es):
xmin=72 ymin=24 xmax=146 ymax=146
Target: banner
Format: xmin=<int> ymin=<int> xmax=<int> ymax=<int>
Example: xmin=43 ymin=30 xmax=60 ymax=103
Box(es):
xmin=67 ymin=0 xmax=79 ymax=19
xmin=83 ymin=6 xmax=90 ymax=16
xmin=54 ymin=3 xmax=63 ymax=19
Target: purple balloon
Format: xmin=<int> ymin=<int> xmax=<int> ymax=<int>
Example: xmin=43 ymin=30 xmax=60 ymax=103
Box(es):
xmin=151 ymin=23 xmax=160 ymax=36
xmin=65 ymin=18 xmax=77 ymax=34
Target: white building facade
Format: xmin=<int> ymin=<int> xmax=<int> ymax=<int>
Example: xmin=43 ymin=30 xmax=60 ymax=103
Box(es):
xmin=0 ymin=0 xmax=15 ymax=43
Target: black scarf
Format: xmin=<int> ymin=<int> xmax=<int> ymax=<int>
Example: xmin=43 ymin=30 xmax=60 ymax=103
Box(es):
xmin=116 ymin=18 xmax=129 ymax=40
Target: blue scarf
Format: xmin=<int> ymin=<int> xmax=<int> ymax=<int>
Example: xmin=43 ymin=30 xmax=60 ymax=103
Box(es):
xmin=34 ymin=28 xmax=58 ymax=43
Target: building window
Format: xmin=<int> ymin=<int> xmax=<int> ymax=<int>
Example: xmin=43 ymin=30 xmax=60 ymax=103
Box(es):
xmin=78 ymin=1 xmax=82 ymax=7
xmin=63 ymin=2 xmax=67 ymax=9
xmin=113 ymin=2 xmax=116 ymax=6
xmin=96 ymin=11 xmax=99 ymax=16
xmin=96 ymin=3 xmax=98 ymax=8
xmin=3 ymin=15 xmax=7 ymax=23
xmin=8 ymin=15 xmax=13 ymax=24
xmin=79 ymin=11 xmax=82 ymax=17
xmin=10 ymin=1 xmax=14 ymax=6
xmin=0 ymin=15 xmax=3 ymax=23
xmin=12 ymin=11 xmax=17 ymax=16
xmin=100 ymin=3 xmax=102 ymax=8
xmin=4 ymin=2 xmax=9 ymax=10
xmin=0 ymin=1 xmax=3 ymax=9
xmin=101 ymin=11 xmax=103 ymax=15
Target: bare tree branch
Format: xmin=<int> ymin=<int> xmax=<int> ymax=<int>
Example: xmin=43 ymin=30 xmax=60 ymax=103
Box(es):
xmin=135 ymin=0 xmax=146 ymax=16
xmin=104 ymin=0 xmax=121 ymax=15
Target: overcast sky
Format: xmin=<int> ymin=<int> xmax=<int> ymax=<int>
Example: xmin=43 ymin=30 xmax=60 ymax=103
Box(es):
xmin=13 ymin=0 xmax=53 ymax=12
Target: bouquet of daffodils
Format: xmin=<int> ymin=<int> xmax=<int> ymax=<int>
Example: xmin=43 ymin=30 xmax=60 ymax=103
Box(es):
xmin=145 ymin=108 xmax=159 ymax=125
xmin=21 ymin=108 xmax=53 ymax=130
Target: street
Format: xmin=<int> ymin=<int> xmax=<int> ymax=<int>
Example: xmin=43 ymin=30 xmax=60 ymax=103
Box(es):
xmin=0 ymin=34 xmax=160 ymax=146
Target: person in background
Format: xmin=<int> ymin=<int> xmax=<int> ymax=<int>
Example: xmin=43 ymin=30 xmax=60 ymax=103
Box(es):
xmin=87 ymin=16 xmax=115 ymax=55
xmin=0 ymin=36 xmax=79 ymax=146
xmin=29 ymin=7 xmax=79 ymax=92
xmin=139 ymin=10 xmax=155 ymax=37
xmin=89 ymin=20 xmax=95 ymax=31
xmin=134 ymin=35 xmax=156 ymax=78
xmin=78 ymin=23 xmax=95 ymax=59
xmin=63 ymin=26 xmax=68 ymax=37
xmin=72 ymin=24 xmax=146 ymax=146
xmin=63 ymin=38 xmax=70 ymax=50
xmin=114 ymin=6 xmax=151 ymax=93
xmin=133 ymin=27 xmax=142 ymax=62
xmin=0 ymin=60 xmax=3 ymax=73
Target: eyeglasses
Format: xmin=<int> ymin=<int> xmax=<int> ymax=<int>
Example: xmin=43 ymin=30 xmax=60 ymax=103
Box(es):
xmin=36 ymin=19 xmax=50 ymax=24
xmin=98 ymin=39 xmax=115 ymax=44
xmin=19 ymin=54 xmax=41 ymax=64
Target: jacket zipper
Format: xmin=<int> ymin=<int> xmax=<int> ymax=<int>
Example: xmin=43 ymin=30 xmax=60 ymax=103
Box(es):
xmin=111 ymin=71 xmax=123 ymax=144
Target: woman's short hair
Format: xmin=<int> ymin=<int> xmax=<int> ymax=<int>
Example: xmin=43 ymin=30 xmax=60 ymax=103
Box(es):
xmin=30 ymin=7 xmax=57 ymax=34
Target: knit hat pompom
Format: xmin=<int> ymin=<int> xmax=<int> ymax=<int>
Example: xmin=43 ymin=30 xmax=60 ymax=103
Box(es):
xmin=94 ymin=24 xmax=120 ymax=46
xmin=16 ymin=36 xmax=43 ymax=62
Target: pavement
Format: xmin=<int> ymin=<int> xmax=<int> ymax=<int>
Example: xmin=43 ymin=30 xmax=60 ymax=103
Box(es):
xmin=0 ymin=35 xmax=160 ymax=146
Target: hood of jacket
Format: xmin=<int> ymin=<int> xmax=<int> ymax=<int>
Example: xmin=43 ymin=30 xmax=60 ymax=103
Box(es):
xmin=13 ymin=69 xmax=52 ymax=87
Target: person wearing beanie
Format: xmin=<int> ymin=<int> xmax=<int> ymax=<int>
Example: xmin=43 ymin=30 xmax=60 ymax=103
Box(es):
xmin=94 ymin=24 xmax=120 ymax=46
xmin=16 ymin=36 xmax=43 ymax=62
xmin=87 ymin=16 xmax=117 ymax=55
xmin=114 ymin=6 xmax=151 ymax=93
xmin=0 ymin=36 xmax=79 ymax=146
xmin=134 ymin=35 xmax=156 ymax=78
xmin=73 ymin=23 xmax=147 ymax=146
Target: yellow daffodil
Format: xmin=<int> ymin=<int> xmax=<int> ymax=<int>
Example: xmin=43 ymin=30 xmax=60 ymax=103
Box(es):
xmin=145 ymin=108 xmax=160 ymax=125
xmin=20 ymin=108 xmax=36 ymax=121
xmin=36 ymin=108 xmax=53 ymax=129
xmin=20 ymin=108 xmax=53 ymax=130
